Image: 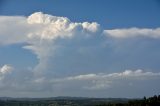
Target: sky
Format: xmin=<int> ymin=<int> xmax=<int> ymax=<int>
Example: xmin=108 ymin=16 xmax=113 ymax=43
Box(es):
xmin=0 ymin=0 xmax=160 ymax=98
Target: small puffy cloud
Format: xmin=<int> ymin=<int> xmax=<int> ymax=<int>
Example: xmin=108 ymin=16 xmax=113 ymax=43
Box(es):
xmin=104 ymin=27 xmax=160 ymax=39
xmin=0 ymin=65 xmax=13 ymax=75
xmin=0 ymin=65 xmax=13 ymax=81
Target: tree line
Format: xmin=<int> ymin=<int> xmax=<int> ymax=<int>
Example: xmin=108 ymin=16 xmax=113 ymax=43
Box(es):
xmin=96 ymin=95 xmax=160 ymax=106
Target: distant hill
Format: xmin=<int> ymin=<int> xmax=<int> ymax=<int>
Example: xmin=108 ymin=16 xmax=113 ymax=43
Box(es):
xmin=0 ymin=96 xmax=130 ymax=101
xmin=0 ymin=95 xmax=159 ymax=106
xmin=0 ymin=96 xmax=130 ymax=106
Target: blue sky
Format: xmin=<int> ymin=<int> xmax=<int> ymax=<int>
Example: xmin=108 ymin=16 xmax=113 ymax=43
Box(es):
xmin=1 ymin=0 xmax=160 ymax=28
xmin=0 ymin=0 xmax=160 ymax=98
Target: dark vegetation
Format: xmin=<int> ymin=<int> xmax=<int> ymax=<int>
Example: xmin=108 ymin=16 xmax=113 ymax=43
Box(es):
xmin=0 ymin=95 xmax=159 ymax=106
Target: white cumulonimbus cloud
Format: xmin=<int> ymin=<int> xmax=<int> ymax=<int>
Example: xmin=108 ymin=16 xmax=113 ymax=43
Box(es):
xmin=24 ymin=12 xmax=101 ymax=75
xmin=0 ymin=12 xmax=101 ymax=76
xmin=0 ymin=12 xmax=160 ymax=96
